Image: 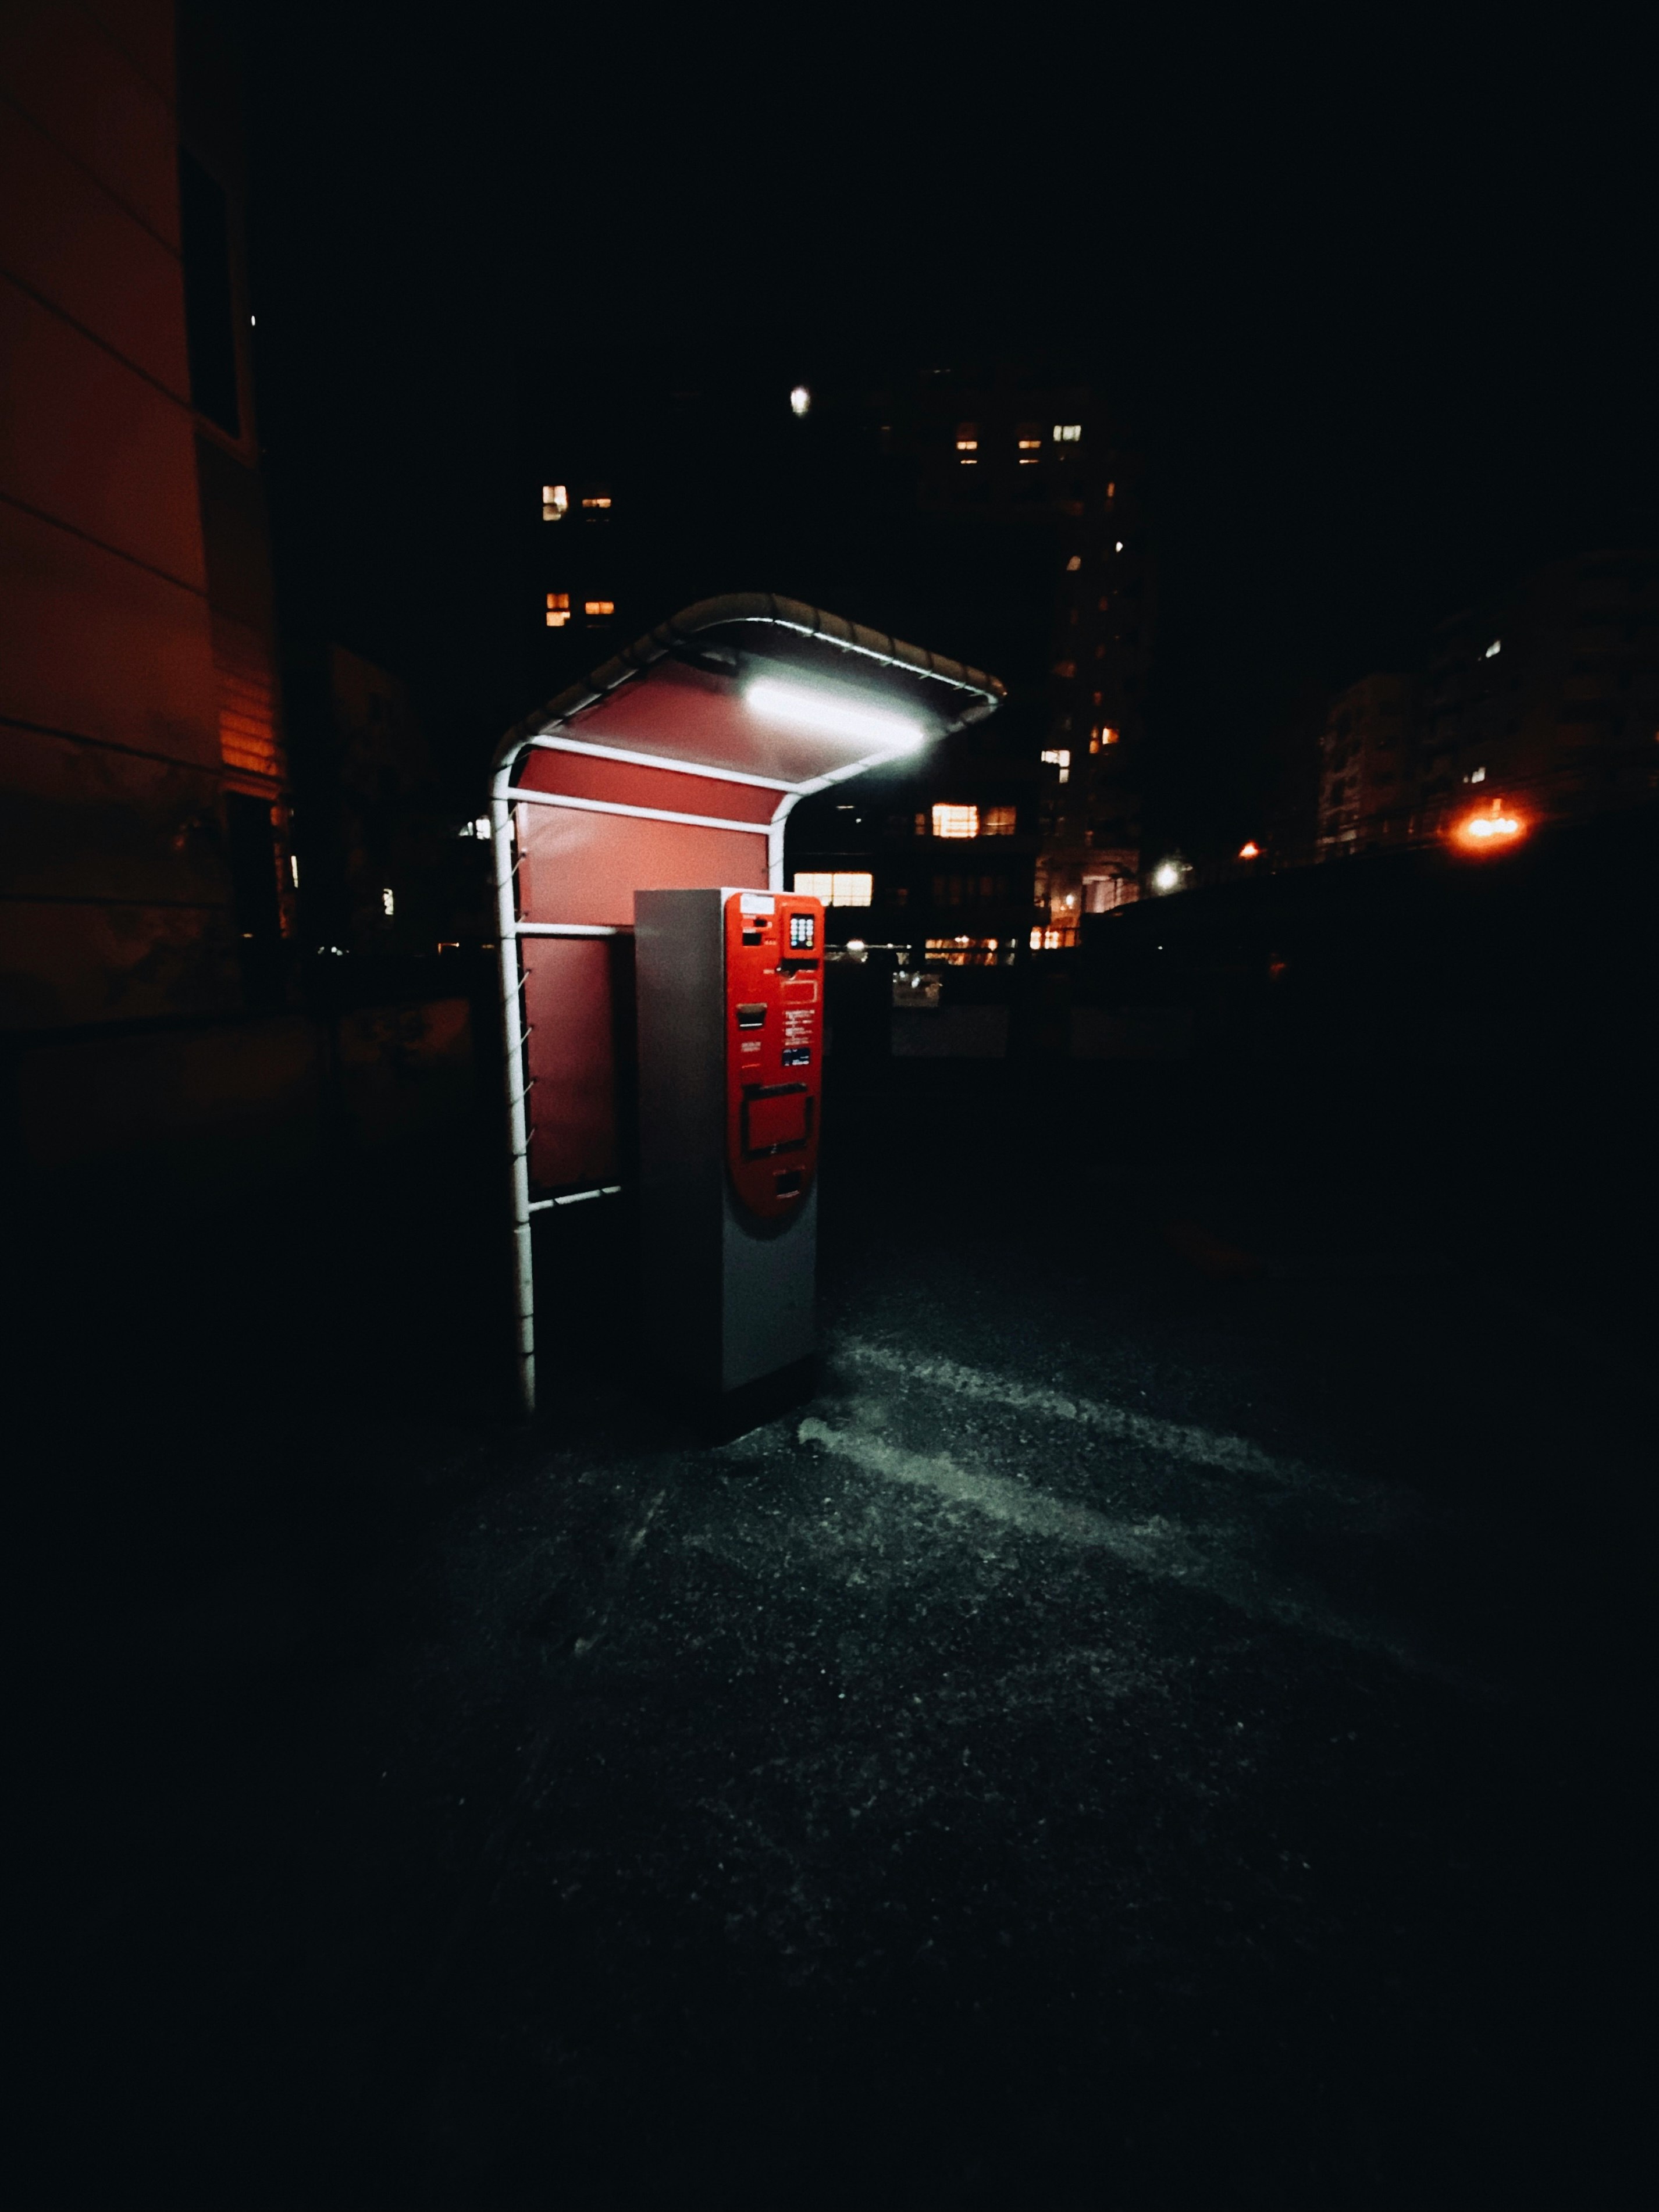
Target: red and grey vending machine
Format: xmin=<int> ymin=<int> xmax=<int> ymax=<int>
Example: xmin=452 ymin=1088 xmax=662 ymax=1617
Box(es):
xmin=635 ymin=886 xmax=825 ymax=1411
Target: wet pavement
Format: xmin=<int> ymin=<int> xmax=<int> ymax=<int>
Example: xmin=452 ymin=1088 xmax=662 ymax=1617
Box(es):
xmin=17 ymin=1062 xmax=1653 ymax=2210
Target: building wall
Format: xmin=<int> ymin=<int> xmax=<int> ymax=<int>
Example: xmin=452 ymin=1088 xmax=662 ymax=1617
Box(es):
xmin=0 ymin=0 xmax=293 ymax=1043
xmin=1316 ymin=673 xmax=1419 ymax=857
xmin=1316 ymin=554 xmax=1659 ymax=863
xmin=1421 ymin=554 xmax=1658 ymax=836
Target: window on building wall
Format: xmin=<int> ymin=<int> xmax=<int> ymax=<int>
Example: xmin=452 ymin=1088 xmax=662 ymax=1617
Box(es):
xmin=793 ymin=872 xmax=873 ymax=906
xmin=955 ymin=424 xmax=979 ymax=464
xmin=1041 ymin=748 xmax=1071 ymax=783
xmin=546 ymin=592 xmax=571 ymax=627
xmin=1053 ymin=423 xmax=1082 ymax=442
xmin=932 ymin=803 xmax=979 ymax=839
xmin=542 ymin=484 xmax=568 ymax=521
xmin=179 ymin=151 xmax=240 ymax=437
xmin=1106 ymin=480 xmax=1116 ymax=499
xmin=981 ymin=806 xmax=1017 ymax=836
xmin=1090 ymin=726 xmax=1119 ymax=751
xmin=1016 ymin=425 xmax=1043 ymax=465
xmin=583 ymin=599 xmax=615 ymax=617
xmin=582 ymin=496 xmax=612 ymax=510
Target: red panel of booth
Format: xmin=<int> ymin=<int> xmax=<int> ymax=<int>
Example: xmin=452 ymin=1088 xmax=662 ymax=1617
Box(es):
xmin=517 ymin=746 xmax=779 ymax=824
xmin=521 ymin=936 xmax=620 ymax=1192
xmin=514 ymin=803 xmax=768 ymax=929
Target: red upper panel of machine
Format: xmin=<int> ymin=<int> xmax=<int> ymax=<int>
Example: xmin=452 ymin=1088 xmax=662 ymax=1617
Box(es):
xmin=724 ymin=891 xmax=823 ymax=1221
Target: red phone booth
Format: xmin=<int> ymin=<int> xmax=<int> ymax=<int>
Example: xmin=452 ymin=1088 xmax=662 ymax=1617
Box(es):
xmin=487 ymin=594 xmax=1003 ymax=1415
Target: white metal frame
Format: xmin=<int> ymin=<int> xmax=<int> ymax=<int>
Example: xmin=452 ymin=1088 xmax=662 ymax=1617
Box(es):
xmin=487 ymin=605 xmax=1002 ymax=1416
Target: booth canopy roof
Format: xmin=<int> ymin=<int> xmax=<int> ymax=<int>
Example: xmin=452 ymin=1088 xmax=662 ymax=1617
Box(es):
xmin=498 ymin=594 xmax=1005 ymax=793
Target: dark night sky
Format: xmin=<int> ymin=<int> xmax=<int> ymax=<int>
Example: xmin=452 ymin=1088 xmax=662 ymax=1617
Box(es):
xmin=248 ymin=8 xmax=1658 ymax=853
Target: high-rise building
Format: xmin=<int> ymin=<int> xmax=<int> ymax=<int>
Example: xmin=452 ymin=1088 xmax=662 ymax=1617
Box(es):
xmin=1312 ymin=553 xmax=1659 ymax=861
xmin=1316 ymin=674 xmax=1420 ymax=857
xmin=887 ymin=367 xmax=1153 ymax=950
xmin=518 ymin=363 xmax=1154 ymax=957
xmin=1419 ymin=553 xmax=1658 ymax=838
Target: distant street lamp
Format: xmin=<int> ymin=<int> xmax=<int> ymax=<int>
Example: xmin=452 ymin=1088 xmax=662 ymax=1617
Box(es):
xmin=1238 ymin=840 xmax=1261 ymax=859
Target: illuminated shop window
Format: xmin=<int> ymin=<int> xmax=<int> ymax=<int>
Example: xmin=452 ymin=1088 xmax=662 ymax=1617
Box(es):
xmin=583 ymin=599 xmax=615 ymax=617
xmin=542 ymin=483 xmax=568 ymax=521
xmin=1053 ymin=423 xmax=1082 ymax=442
xmin=931 ymin=803 xmax=979 ymax=839
xmin=546 ymin=592 xmax=571 ymax=628
xmin=1041 ymin=747 xmax=1071 ymax=784
xmin=1030 ymin=924 xmax=1076 ymax=949
xmin=582 ymin=496 xmax=612 ymax=510
xmin=792 ymin=871 xmax=873 ymax=907
xmin=981 ymin=806 xmax=1017 ymax=836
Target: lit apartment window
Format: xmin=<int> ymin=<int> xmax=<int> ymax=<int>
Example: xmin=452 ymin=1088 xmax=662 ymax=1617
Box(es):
xmin=1053 ymin=423 xmax=1082 ymax=442
xmin=1106 ymin=480 xmax=1116 ymax=499
xmin=583 ymin=599 xmax=615 ymax=617
xmin=1016 ymin=434 xmax=1042 ymax=466
xmin=542 ymin=483 xmax=568 ymax=521
xmin=1041 ymin=747 xmax=1071 ymax=784
xmin=1030 ymin=924 xmax=1074 ymax=949
xmin=546 ymin=592 xmax=571 ymax=627
xmin=956 ymin=423 xmax=979 ymax=464
xmin=793 ymin=871 xmax=873 ymax=906
xmin=932 ymin=803 xmax=979 ymax=839
xmin=1484 ymin=639 xmax=1501 ymax=658
xmin=1066 ymin=554 xmax=1082 ymax=571
xmin=582 ymin=496 xmax=612 ymax=510
xmin=1089 ymin=726 xmax=1119 ymax=751
xmin=382 ymin=887 xmax=395 ymax=917
xmin=1469 ymin=765 xmax=1486 ymax=783
xmin=982 ymin=806 xmax=1017 ymax=836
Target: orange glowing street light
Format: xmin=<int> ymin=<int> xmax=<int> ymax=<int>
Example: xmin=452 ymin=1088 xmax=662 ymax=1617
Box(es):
xmin=1452 ymin=800 xmax=1526 ymax=852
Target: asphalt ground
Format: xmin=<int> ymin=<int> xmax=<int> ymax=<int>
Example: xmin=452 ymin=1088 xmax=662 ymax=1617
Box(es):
xmin=13 ymin=1057 xmax=1653 ymax=2211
